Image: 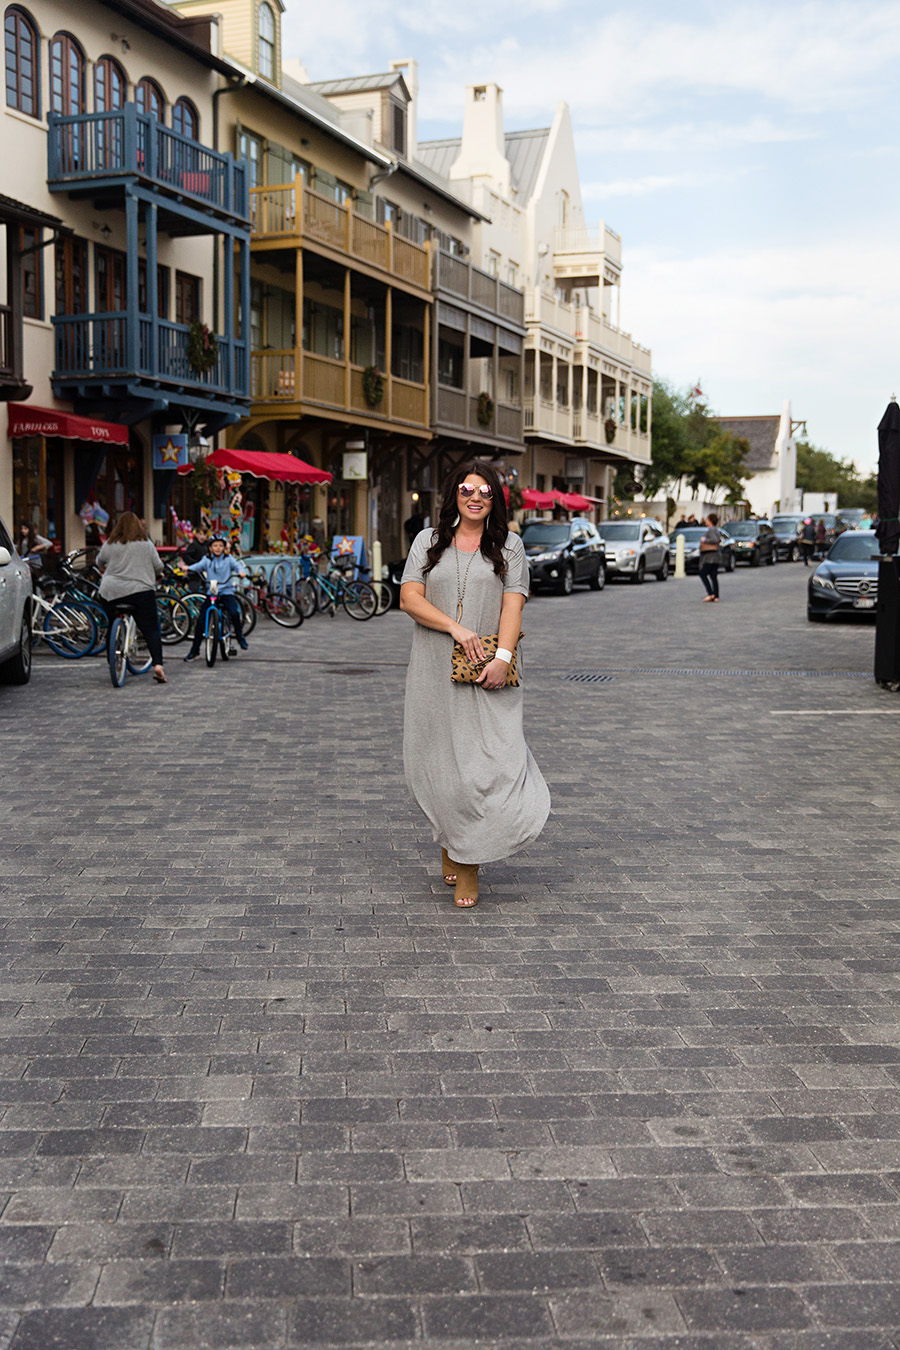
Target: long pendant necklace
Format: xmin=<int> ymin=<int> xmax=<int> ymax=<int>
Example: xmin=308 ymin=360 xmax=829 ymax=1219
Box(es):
xmin=454 ymin=543 xmax=478 ymax=623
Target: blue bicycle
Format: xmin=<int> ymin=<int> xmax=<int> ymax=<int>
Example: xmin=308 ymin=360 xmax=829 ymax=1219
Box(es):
xmin=201 ymin=582 xmax=237 ymax=667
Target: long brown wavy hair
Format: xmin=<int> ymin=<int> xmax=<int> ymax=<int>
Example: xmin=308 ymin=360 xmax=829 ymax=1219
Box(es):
xmin=423 ymin=459 xmax=509 ymax=577
xmin=106 ymin=511 xmax=147 ymax=545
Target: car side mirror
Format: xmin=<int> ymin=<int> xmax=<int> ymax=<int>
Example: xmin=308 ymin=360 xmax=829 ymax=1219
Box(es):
xmin=0 ymin=547 xmax=11 ymax=566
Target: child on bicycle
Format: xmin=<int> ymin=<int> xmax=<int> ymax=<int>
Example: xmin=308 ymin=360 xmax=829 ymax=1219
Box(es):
xmin=183 ymin=536 xmax=249 ymax=661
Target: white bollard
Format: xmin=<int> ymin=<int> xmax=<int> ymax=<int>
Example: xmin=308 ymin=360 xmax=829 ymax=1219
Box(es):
xmin=674 ymin=533 xmax=686 ymax=579
xmin=372 ymin=539 xmax=383 ymax=583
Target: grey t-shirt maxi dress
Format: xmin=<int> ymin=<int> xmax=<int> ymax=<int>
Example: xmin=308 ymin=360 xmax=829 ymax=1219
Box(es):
xmin=401 ymin=528 xmax=551 ymax=866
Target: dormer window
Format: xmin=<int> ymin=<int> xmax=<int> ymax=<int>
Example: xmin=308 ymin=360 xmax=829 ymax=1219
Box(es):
xmin=390 ymin=99 xmax=406 ymax=157
xmin=257 ymin=2 xmax=275 ymax=81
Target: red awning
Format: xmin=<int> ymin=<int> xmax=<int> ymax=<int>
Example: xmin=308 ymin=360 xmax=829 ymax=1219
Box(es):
xmin=555 ymin=491 xmax=596 ymax=511
xmin=8 ymin=403 xmax=128 ymax=445
xmin=522 ymin=489 xmax=557 ymax=510
xmin=177 ymin=448 xmax=332 ymax=485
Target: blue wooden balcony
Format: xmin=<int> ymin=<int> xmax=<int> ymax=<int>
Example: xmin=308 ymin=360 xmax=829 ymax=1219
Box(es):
xmin=52 ymin=313 xmax=250 ymax=428
xmin=47 ymin=105 xmax=249 ymax=230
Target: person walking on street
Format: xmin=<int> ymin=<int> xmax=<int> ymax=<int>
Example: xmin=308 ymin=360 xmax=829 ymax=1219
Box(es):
xmin=400 ymin=460 xmax=550 ymax=910
xmin=800 ymin=518 xmax=816 ymax=565
xmin=815 ymin=518 xmax=828 ymax=558
xmin=699 ymin=512 xmax=723 ymax=602
xmin=96 ymin=512 xmax=167 ymax=683
xmin=183 ymin=536 xmax=249 ymax=660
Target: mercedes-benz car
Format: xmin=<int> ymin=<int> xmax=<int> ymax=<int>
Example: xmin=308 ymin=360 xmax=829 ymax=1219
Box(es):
xmin=0 ymin=513 xmax=33 ymax=684
xmin=520 ymin=517 xmax=606 ymax=594
xmin=808 ymin=530 xmax=880 ymax=621
xmin=599 ymin=518 xmax=669 ymax=583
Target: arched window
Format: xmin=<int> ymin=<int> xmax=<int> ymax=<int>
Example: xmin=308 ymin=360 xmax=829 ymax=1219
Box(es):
xmin=4 ymin=5 xmax=38 ymax=117
xmin=94 ymin=54 xmax=126 ymax=111
xmin=135 ymin=76 xmax=164 ymax=120
xmin=49 ymin=31 xmax=85 ymax=115
xmin=257 ymin=2 xmax=275 ymax=80
xmin=172 ymin=95 xmax=198 ymax=141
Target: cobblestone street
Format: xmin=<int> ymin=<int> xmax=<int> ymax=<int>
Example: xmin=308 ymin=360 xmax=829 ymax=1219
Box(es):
xmin=4 ymin=561 xmax=900 ymax=1348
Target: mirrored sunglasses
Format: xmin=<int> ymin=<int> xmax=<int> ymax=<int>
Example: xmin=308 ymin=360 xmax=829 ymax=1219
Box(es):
xmin=458 ymin=484 xmax=493 ymax=500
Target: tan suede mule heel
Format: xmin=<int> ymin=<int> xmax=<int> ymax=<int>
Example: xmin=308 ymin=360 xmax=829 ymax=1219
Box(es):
xmin=453 ymin=863 xmax=479 ymax=909
xmin=441 ymin=848 xmax=457 ymax=887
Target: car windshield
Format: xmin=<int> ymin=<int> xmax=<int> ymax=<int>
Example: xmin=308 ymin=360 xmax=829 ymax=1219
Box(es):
xmin=772 ymin=517 xmax=803 ymax=530
xmin=827 ymin=532 xmax=879 ymax=561
xmin=671 ymin=528 xmax=705 ymax=540
xmin=815 ymin=514 xmax=837 ymax=527
xmin=725 ymin=522 xmax=758 ymax=538
xmin=521 ymin=523 xmax=569 ymax=545
xmin=600 ymin=523 xmax=641 ymax=541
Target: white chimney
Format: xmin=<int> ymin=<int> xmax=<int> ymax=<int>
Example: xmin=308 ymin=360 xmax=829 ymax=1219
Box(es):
xmin=450 ymin=83 xmax=510 ymax=194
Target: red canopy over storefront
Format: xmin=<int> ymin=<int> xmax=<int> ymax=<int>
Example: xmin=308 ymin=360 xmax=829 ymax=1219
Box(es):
xmin=521 ymin=489 xmax=557 ymax=510
xmin=178 ymin=447 xmax=332 ymax=484
xmin=7 ymin=403 xmax=128 ymax=445
xmin=555 ymin=491 xmax=595 ymax=511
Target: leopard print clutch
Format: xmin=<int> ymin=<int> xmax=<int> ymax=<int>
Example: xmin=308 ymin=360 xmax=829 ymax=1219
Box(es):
xmin=450 ymin=632 xmax=523 ymax=687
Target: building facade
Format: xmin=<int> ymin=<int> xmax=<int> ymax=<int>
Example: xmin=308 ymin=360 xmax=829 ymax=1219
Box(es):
xmin=1 ymin=0 xmax=251 ymax=549
xmin=418 ymin=84 xmax=652 ymax=517
xmin=716 ymin=401 xmax=799 ymax=517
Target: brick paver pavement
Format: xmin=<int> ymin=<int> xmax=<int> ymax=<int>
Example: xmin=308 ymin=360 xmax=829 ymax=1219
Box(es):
xmin=2 ymin=560 xmax=900 ymax=1348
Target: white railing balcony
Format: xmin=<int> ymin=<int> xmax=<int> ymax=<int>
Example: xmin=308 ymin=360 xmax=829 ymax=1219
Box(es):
xmin=553 ymin=220 xmax=622 ymax=275
xmin=524 ymin=288 xmax=576 ymax=338
xmin=523 ymin=395 xmax=574 ymax=442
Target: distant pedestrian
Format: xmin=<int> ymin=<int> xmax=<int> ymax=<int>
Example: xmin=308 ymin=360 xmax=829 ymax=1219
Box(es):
xmin=815 ymin=519 xmax=828 ymax=557
xmin=18 ymin=523 xmax=51 ymax=575
xmin=799 ymin=518 xmax=816 ymax=565
xmin=182 ymin=527 xmax=210 ymax=568
xmin=96 ymin=512 xmax=167 ymax=684
xmin=698 ymin=512 xmax=722 ymax=602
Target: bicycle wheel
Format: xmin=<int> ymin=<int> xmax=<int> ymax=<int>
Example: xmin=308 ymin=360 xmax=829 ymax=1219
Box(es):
xmin=108 ymin=616 xmax=128 ymax=685
xmin=43 ymin=600 xmax=98 ymax=658
xmin=342 ymin=581 xmax=378 ymax=620
xmin=157 ymin=596 xmax=191 ymax=645
xmin=370 ymin=581 xmax=394 ymax=615
xmin=219 ymin=609 xmax=231 ymax=662
xmin=264 ymin=593 xmax=302 ymax=628
xmin=295 ymin=578 xmax=316 ymax=620
xmin=126 ymin=623 xmax=153 ymax=675
xmin=205 ymin=608 xmax=219 ymax=667
xmin=235 ymin=592 xmax=256 ymax=636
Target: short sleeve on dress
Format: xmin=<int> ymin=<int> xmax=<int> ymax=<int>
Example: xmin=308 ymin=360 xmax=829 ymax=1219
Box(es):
xmin=502 ymin=533 xmax=530 ymax=597
xmin=400 ymin=529 xmax=436 ymax=586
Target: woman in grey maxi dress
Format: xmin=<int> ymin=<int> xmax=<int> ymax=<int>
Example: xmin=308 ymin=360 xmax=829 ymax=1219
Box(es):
xmin=401 ymin=514 xmax=550 ymax=874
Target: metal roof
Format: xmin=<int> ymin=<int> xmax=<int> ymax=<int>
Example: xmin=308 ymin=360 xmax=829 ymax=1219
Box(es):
xmin=308 ymin=72 xmax=409 ymax=100
xmin=417 ymin=126 xmax=551 ymax=202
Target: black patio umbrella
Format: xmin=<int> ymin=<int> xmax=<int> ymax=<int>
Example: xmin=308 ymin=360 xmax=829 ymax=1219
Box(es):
xmin=876 ymin=398 xmax=900 ymax=557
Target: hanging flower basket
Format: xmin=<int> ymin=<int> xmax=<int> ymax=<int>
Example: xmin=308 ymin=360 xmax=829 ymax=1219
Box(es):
xmin=187 ymin=321 xmax=219 ymax=376
xmin=362 ymin=365 xmax=385 ymax=408
xmin=604 ymin=417 xmax=617 ymax=444
xmin=477 ymin=392 xmax=495 ymax=427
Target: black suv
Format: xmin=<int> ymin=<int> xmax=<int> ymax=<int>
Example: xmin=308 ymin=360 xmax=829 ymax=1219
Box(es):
xmin=770 ymin=514 xmax=806 ymax=562
xmin=723 ymin=519 xmax=778 ymax=566
xmin=521 ymin=517 xmax=606 ymax=594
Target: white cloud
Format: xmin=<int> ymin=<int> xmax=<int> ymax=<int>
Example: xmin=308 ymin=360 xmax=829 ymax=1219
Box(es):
xmin=624 ymin=237 xmax=899 ymax=468
xmin=576 ymin=116 xmax=817 ymax=156
xmin=582 ymin=174 xmax=691 ymax=199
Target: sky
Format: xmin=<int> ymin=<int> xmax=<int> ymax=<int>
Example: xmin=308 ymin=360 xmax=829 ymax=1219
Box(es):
xmin=282 ymin=0 xmax=900 ymax=473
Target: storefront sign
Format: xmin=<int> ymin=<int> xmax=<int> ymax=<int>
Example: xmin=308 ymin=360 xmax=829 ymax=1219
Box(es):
xmin=342 ymin=451 xmax=368 ymax=481
xmin=152 ymin=434 xmax=189 ymax=469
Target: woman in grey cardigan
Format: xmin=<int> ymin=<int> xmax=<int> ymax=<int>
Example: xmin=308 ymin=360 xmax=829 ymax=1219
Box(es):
xmin=96 ymin=512 xmax=167 ymax=683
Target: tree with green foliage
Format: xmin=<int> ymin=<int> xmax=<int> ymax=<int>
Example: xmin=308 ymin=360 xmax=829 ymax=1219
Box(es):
xmin=795 ymin=441 xmax=877 ymax=512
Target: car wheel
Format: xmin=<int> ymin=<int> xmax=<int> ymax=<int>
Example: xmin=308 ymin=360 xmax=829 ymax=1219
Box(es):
xmin=631 ymin=559 xmax=645 ymax=584
xmin=0 ymin=608 xmax=32 ymax=685
xmin=588 ymin=561 xmax=605 ymax=591
xmin=790 ymin=544 xmax=798 ymax=562
xmin=656 ymin=555 xmax=669 ymax=581
xmin=726 ymin=553 xmax=736 ymax=573
xmin=556 ymin=564 xmax=574 ymax=596
xmin=767 ymin=549 xmax=776 ymax=565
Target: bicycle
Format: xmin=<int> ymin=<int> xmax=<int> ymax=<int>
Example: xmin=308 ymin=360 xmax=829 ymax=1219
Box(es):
xmin=108 ymin=600 xmax=154 ymax=687
xmin=30 ymin=591 xmax=98 ymax=658
xmin=237 ymin=569 xmax=302 ymax=629
xmin=198 ymin=581 xmax=237 ymax=667
xmin=304 ymin=550 xmax=378 ymax=620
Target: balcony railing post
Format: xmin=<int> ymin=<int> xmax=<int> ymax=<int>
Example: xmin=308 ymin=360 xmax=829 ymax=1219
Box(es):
xmin=125 ymin=188 xmax=140 ymax=374
xmin=123 ymin=103 xmax=138 ymax=175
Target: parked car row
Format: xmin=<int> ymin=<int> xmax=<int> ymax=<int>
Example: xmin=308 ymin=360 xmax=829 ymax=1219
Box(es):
xmin=0 ymin=513 xmax=34 ymax=684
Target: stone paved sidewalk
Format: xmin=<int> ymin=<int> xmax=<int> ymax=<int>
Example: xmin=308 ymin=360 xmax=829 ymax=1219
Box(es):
xmin=2 ymin=563 xmax=900 ymax=1348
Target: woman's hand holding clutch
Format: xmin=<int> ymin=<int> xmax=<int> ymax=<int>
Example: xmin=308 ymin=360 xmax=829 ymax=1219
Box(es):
xmin=449 ymin=623 xmax=486 ymax=664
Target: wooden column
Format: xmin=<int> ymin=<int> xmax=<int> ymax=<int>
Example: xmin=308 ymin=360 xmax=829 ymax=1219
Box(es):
xmin=294 ymin=245 xmax=303 ymax=404
xmin=423 ymin=301 xmax=431 ymax=431
xmin=385 ymin=286 xmax=393 ymax=420
xmin=343 ymin=267 xmax=351 ymax=410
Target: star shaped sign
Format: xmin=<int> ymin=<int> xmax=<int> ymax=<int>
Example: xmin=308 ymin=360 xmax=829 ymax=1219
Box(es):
xmin=158 ymin=438 xmax=183 ymax=464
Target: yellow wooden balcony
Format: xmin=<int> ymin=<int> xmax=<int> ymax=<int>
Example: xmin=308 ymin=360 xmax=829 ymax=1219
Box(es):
xmin=251 ymin=349 xmax=429 ymax=431
xmin=251 ymin=179 xmax=430 ymax=295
